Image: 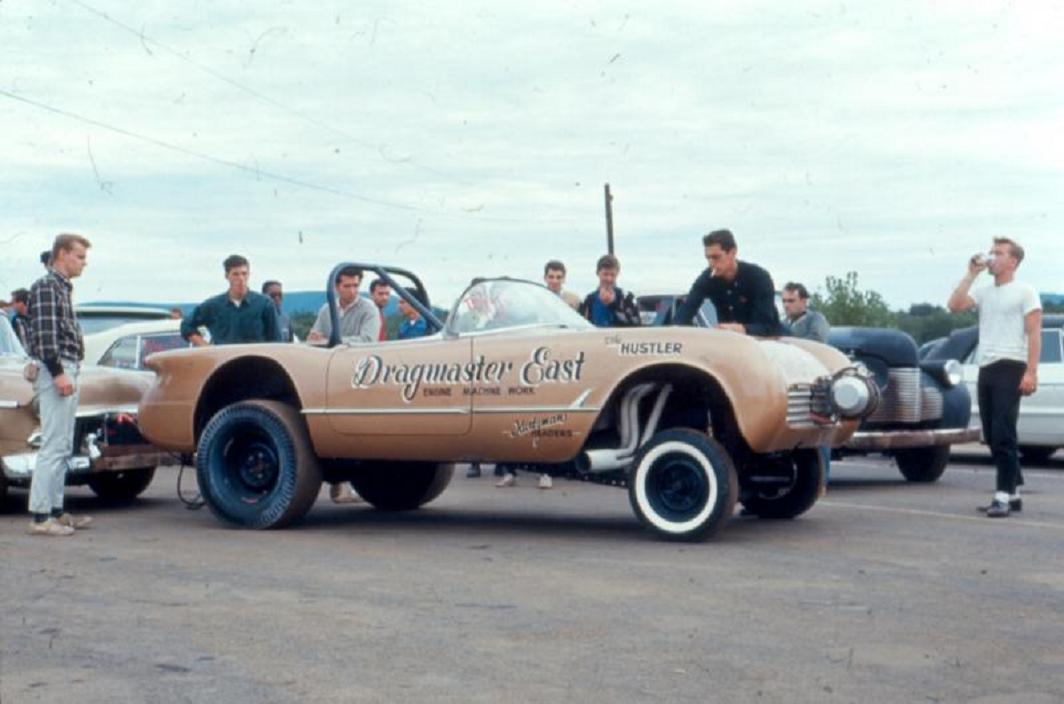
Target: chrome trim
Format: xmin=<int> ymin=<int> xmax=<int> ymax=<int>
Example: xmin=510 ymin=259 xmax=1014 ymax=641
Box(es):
xmin=302 ymin=407 xmax=470 ymax=416
xmin=474 ymin=406 xmax=601 ymax=414
xmin=845 ymin=425 xmax=980 ymax=451
xmin=868 ymin=368 xmax=923 ymax=424
xmin=302 ymin=405 xmax=601 ymax=416
xmin=570 ymin=389 xmax=592 ymax=409
xmin=787 ymin=385 xmax=817 ymax=429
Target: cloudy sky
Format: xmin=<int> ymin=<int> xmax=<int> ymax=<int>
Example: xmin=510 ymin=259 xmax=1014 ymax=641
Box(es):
xmin=2 ymin=0 xmax=1061 ymax=311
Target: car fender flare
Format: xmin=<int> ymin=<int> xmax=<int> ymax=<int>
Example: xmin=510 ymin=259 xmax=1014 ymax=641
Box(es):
xmin=193 ymin=355 xmax=307 ymax=441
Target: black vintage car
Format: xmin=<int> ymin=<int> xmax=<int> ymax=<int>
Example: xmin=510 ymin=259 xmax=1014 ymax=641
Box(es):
xmin=639 ymin=294 xmax=979 ymax=482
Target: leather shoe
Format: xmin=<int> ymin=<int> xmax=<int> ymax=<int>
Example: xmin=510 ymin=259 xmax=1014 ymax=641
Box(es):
xmin=978 ymin=498 xmax=1021 ymax=513
xmin=983 ymin=500 xmax=1010 ymax=518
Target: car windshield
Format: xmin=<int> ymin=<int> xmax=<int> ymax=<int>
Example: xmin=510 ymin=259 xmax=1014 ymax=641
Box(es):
xmin=448 ymin=279 xmax=592 ymax=334
xmin=78 ymin=314 xmax=171 ymax=335
xmin=0 ymin=316 xmax=27 ymax=358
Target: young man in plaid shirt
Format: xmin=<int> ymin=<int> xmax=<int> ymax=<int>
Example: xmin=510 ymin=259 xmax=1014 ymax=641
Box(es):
xmin=27 ymin=234 xmax=94 ymax=536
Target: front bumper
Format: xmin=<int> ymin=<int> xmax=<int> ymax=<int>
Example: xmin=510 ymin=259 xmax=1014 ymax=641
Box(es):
xmin=2 ymin=444 xmax=174 ymax=481
xmin=844 ymin=425 xmax=980 ymax=451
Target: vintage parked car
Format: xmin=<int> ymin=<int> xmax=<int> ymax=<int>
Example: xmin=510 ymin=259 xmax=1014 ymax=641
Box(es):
xmin=83 ymin=318 xmax=188 ymax=371
xmin=75 ymin=304 xmax=174 ymax=335
xmin=137 ymin=266 xmax=879 ymax=541
xmin=926 ymin=314 xmax=1064 ymax=464
xmin=0 ymin=316 xmax=172 ymax=506
xmin=639 ymin=294 xmax=979 ymax=482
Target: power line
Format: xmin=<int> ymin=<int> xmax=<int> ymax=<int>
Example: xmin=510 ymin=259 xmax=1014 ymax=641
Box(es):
xmin=0 ymin=88 xmax=572 ymax=224
xmin=67 ymin=0 xmax=460 ymax=183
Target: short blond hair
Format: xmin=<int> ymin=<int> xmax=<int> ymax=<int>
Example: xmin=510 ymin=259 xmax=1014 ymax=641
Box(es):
xmin=52 ymin=233 xmax=92 ymax=260
xmin=993 ymin=237 xmax=1024 ymax=265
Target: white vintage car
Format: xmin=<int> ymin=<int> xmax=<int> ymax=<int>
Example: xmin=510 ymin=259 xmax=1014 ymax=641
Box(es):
xmin=83 ymin=318 xmax=187 ymax=371
xmin=928 ymin=314 xmax=1063 ymax=463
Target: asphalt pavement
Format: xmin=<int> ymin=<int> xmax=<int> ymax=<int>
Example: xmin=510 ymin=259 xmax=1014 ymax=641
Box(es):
xmin=2 ymin=452 xmax=1063 ymax=704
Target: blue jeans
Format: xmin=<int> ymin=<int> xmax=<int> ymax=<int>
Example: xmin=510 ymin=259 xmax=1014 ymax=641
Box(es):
xmin=28 ymin=361 xmax=80 ymax=515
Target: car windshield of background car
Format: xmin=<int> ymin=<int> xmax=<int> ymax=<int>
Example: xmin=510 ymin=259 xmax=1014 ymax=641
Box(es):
xmin=449 ymin=280 xmax=593 ymax=334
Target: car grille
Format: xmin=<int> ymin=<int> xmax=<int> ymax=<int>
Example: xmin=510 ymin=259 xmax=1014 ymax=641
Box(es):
xmin=786 ymin=382 xmax=832 ymax=429
xmin=866 ymin=368 xmax=942 ymax=424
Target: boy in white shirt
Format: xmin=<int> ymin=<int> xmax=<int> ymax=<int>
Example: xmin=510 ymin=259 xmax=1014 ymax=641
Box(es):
xmin=948 ymin=237 xmax=1042 ymax=517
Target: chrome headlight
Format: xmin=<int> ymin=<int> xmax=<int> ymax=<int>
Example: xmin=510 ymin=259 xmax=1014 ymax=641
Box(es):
xmin=919 ymin=358 xmax=964 ymax=388
xmin=943 ymin=359 xmax=963 ymax=387
xmin=829 ymin=367 xmax=881 ymax=419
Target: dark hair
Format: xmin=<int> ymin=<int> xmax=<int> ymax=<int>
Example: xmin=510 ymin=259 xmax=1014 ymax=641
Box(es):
xmin=40 ymin=250 xmax=52 ymax=266
xmin=223 ymin=254 xmax=249 ymax=273
xmin=702 ymin=229 xmax=736 ymax=252
xmin=544 ymin=260 xmax=566 ymax=276
xmin=335 ymin=266 xmax=364 ymax=285
xmin=11 ymin=288 xmax=30 ymax=305
xmin=596 ymin=254 xmax=620 ymax=272
xmin=261 ymin=280 xmax=281 ymax=294
xmin=783 ymin=282 xmax=810 ymax=300
xmin=52 ymin=233 xmax=92 ymax=261
xmin=402 ymin=286 xmax=427 ymax=306
xmin=993 ymin=237 xmax=1025 ymax=265
xmin=369 ymin=278 xmax=389 ymax=293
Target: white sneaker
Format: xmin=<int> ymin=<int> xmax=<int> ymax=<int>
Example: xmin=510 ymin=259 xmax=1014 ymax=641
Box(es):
xmin=55 ymin=512 xmax=93 ymax=529
xmin=27 ymin=518 xmax=75 ymax=536
xmin=495 ymin=473 xmax=516 ymax=488
xmin=538 ymin=474 xmax=553 ymax=489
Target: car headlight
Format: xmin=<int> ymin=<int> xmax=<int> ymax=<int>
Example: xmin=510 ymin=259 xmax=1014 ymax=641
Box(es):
xmin=828 ymin=367 xmax=881 ymax=419
xmin=919 ymin=359 xmax=964 ymax=388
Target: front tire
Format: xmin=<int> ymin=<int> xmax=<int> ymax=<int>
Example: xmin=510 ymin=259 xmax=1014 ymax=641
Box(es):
xmin=349 ymin=462 xmax=455 ymax=511
xmin=741 ymin=449 xmax=823 ymax=519
xmin=196 ymin=400 xmax=322 ymax=529
xmin=86 ymin=467 xmax=156 ymax=503
xmin=627 ymin=429 xmax=738 ymax=542
xmin=895 ymin=445 xmax=950 ymax=482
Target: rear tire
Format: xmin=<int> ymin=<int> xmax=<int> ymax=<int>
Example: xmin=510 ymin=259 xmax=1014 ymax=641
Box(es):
xmin=86 ymin=467 xmax=156 ymax=503
xmin=741 ymin=449 xmax=823 ymax=519
xmin=627 ymin=429 xmax=738 ymax=542
xmin=196 ymin=400 xmax=322 ymax=529
xmin=895 ymin=445 xmax=950 ymax=482
xmin=349 ymin=462 xmax=455 ymax=511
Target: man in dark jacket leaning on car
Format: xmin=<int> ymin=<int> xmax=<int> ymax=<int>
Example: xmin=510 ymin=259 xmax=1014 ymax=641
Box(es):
xmin=182 ymin=254 xmax=281 ymax=346
xmin=674 ymin=229 xmax=783 ymax=336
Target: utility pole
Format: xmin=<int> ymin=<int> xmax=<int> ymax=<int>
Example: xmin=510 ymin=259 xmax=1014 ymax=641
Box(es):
xmin=604 ymin=183 xmax=615 ymax=255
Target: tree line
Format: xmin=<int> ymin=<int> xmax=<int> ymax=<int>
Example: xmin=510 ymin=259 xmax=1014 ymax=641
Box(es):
xmin=811 ymin=271 xmax=1063 ymax=345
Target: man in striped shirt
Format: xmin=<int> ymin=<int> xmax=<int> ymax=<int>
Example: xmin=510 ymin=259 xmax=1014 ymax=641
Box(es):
xmin=27 ymin=234 xmax=94 ymax=536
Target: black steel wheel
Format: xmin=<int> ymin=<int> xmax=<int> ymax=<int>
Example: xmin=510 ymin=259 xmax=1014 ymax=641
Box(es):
xmin=741 ymin=449 xmax=823 ymax=519
xmin=86 ymin=467 xmax=156 ymax=503
xmin=196 ymin=400 xmax=322 ymax=529
xmin=349 ymin=462 xmax=454 ymax=511
xmin=627 ymin=429 xmax=738 ymax=541
xmin=895 ymin=445 xmax=950 ymax=482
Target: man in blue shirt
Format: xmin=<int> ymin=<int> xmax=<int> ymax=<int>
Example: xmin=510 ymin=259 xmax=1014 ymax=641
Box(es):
xmin=397 ymin=288 xmax=429 ymax=339
xmin=182 ymin=254 xmax=281 ymax=346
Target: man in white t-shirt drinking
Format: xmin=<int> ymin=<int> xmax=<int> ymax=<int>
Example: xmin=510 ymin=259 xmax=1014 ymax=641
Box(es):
xmin=948 ymin=237 xmax=1042 ymax=517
